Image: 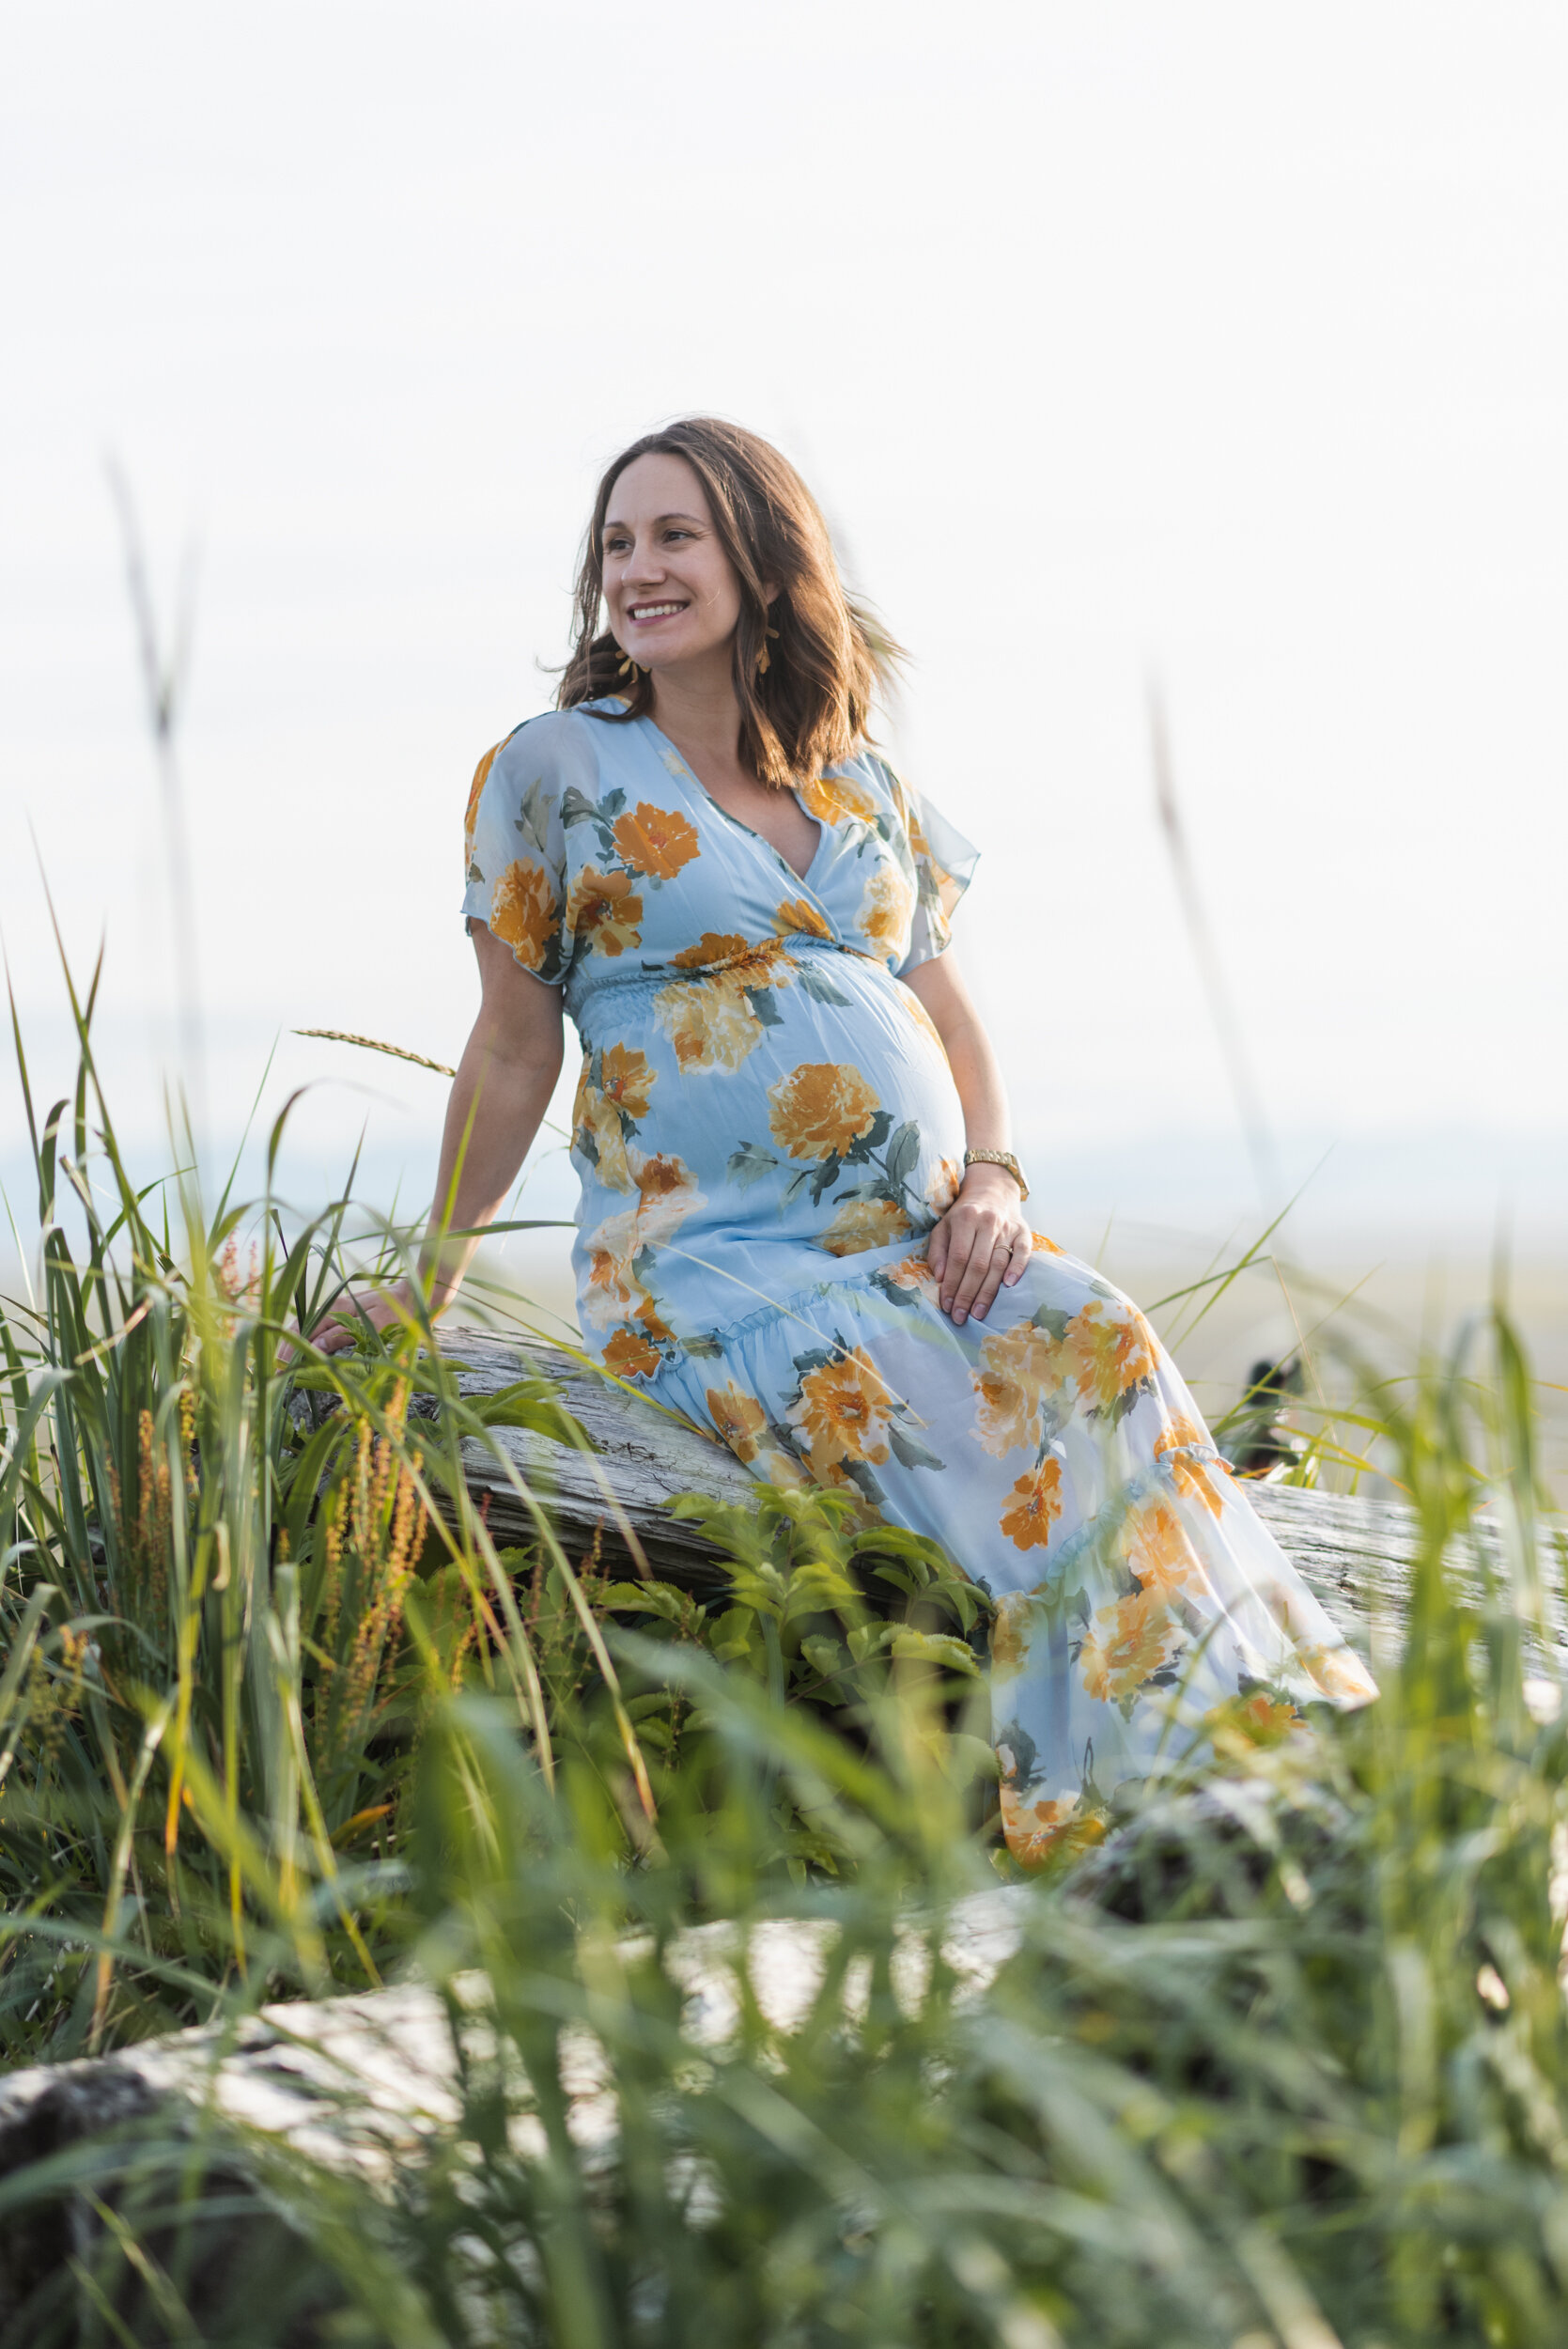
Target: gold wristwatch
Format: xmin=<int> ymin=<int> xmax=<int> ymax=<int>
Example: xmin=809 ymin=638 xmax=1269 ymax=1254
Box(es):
xmin=962 ymin=1148 xmax=1029 ymax=1203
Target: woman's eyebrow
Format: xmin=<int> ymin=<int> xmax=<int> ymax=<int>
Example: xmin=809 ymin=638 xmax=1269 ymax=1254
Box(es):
xmin=602 ymin=510 xmax=706 ymax=535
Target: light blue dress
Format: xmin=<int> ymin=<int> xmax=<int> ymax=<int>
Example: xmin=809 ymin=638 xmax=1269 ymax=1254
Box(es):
xmin=463 ymin=701 xmax=1375 ymax=1860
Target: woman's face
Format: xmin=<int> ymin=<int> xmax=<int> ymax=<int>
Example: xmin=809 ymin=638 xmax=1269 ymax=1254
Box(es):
xmin=601 ymin=452 xmax=744 ymax=675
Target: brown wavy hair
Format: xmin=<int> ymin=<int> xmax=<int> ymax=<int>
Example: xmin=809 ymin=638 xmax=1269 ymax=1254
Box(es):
xmin=556 ymin=417 xmax=902 ymax=789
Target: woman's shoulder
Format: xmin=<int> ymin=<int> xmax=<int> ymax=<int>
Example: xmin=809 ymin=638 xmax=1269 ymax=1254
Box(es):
xmin=834 ymin=742 xmax=908 ymax=809
xmin=816 ymin=742 xmax=912 ymax=831
xmin=491 ymin=700 xmax=617 ymax=762
xmin=481 ymin=701 xmax=633 ymax=796
xmin=843 ymin=746 xmax=955 ymax=836
xmin=829 ymin=747 xmax=980 ymax=886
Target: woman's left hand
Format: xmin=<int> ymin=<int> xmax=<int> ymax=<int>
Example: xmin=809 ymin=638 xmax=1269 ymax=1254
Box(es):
xmin=927 ymin=1164 xmax=1033 ymax=1326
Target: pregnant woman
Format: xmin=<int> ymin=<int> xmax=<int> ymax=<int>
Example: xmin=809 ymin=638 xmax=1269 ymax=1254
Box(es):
xmin=318 ymin=416 xmax=1374 ymax=1862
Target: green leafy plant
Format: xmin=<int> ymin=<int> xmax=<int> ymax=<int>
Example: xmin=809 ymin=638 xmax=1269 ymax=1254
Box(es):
xmin=0 ymin=953 xmax=591 ymax=2059
xmin=247 ymin=1311 xmax=1568 ymax=2348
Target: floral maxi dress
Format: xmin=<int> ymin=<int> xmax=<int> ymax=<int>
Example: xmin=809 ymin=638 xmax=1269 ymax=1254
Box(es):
xmin=463 ymin=702 xmax=1376 ymax=1862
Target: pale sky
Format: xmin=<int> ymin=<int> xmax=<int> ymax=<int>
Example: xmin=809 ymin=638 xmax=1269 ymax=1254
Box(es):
xmin=4 ymin=0 xmax=1566 ymax=1273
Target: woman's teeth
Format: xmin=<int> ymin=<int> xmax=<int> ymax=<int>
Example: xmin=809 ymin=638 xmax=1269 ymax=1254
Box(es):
xmin=630 ymin=602 xmax=684 ymax=619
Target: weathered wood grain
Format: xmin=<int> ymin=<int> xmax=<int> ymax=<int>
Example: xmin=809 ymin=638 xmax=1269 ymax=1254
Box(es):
xmin=434 ymin=1323 xmax=754 ymax=1587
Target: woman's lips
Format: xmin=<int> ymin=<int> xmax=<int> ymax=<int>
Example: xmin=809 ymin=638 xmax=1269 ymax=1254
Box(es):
xmin=628 ymin=601 xmax=689 ymax=623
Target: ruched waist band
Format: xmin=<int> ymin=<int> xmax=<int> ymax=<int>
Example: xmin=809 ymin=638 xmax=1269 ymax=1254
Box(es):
xmin=567 ymin=933 xmax=881 ymax=1023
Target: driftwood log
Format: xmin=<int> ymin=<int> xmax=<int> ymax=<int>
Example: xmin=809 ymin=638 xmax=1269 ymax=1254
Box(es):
xmin=434 ymin=1324 xmax=757 ymax=1588
xmin=435 ymin=1324 xmax=1567 ymax=1667
xmin=3 ymin=1322 xmax=1561 ymax=2335
xmin=0 ymin=1897 xmax=1034 ymax=2340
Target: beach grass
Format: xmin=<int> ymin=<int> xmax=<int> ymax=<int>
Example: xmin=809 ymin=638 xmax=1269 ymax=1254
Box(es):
xmin=3 ymin=964 xmax=1568 ymax=2345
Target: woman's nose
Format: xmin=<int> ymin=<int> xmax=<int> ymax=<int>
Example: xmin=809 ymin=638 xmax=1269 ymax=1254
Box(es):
xmin=623 ymin=536 xmax=664 ymax=584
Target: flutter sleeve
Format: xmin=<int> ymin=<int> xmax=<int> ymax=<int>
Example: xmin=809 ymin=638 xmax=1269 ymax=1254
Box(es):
xmin=886 ymin=769 xmax=980 ymax=974
xmin=460 ymin=716 xmax=581 ymax=986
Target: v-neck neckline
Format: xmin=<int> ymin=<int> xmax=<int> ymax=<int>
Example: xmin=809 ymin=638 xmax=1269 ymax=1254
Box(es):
xmin=638 ymin=713 xmax=831 ymax=892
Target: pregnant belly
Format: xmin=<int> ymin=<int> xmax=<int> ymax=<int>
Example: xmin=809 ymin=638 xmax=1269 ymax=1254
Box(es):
xmin=570 ymin=952 xmax=968 ymax=1332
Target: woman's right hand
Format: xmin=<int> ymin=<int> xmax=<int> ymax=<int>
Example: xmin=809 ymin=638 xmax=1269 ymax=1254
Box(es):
xmin=282 ymin=1281 xmax=423 ymax=1361
xmin=312 ymin=1283 xmax=418 ymax=1355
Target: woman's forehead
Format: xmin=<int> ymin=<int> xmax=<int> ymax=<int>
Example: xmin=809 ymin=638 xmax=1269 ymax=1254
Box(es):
xmin=604 ymin=449 xmax=710 ymax=529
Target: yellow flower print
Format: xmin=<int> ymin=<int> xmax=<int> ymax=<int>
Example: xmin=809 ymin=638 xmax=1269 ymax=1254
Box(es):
xmin=655 ymin=983 xmax=762 ymax=1072
xmin=815 ymin=1198 xmax=911 ymax=1257
xmin=706 ymin=1389 xmax=811 ymax=1490
xmin=970 ymin=1322 xmax=1068 ymax=1458
xmin=706 ymin=1382 xmax=768 ymax=1464
xmin=464 ymin=742 xmax=500 ymax=850
xmin=489 ymin=858 xmax=559 ymax=971
xmin=999 ymin=1456 xmax=1064 ymax=1551
xmin=567 ymin=865 xmax=644 ymax=957
xmin=799 ymin=770 xmax=878 ymax=825
xmin=1297 ymin=1642 xmax=1378 ymax=1707
xmin=773 ymin=896 xmax=832 ymax=940
xmin=583 ymin=1213 xmax=641 ymax=1318
xmin=576 ymin=1085 xmax=632 ymax=1191
xmin=579 ymin=1150 xmax=705 ymax=1331
xmin=632 ymin=1152 xmax=695 ymax=1209
xmin=1079 ymin=1588 xmax=1185 ymax=1704
xmin=787 ymin=1346 xmax=895 ymax=1478
xmin=1031 ymin=1231 xmax=1064 ymax=1254
xmin=885 ymin=1252 xmax=939 ymax=1296
xmin=1120 ymin=1493 xmax=1204 ymax=1599
xmin=759 ymin=1447 xmax=813 ymax=1491
xmin=1203 ymin=1689 xmax=1303 ymax=1755
xmin=857 ymin=863 xmax=915 ymax=957
xmin=603 ymin=1325 xmax=662 ymax=1379
xmin=926 ymin=1157 xmax=964 ymax=1217
xmin=655 ymin=935 xmax=798 ymax=1072
xmin=998 ymin=1784 xmax=1105 ymax=1870
xmin=1065 ymin=1298 xmax=1157 ymax=1415
xmin=571 ymin=1045 xmax=656 ymax=1194
xmin=767 ymin=1062 xmax=882 ymax=1161
xmin=900 ymin=988 xmax=948 ymax=1058
xmin=611 ymin=801 xmax=700 ymax=879
xmin=989 ymin=1594 xmax=1036 ymax=1676
xmin=671 ymin=932 xmax=794 ymax=984
xmin=598 ymin=1042 xmax=657 ymax=1122
xmin=1154 ymin=1415 xmax=1232 ymax=1518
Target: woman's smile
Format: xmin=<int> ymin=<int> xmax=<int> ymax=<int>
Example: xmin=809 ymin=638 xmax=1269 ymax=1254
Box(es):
xmin=600 ymin=452 xmax=747 ymax=678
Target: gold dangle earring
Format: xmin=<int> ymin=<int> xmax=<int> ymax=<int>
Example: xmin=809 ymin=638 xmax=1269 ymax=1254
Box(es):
xmin=617 ymin=646 xmax=641 ymax=680
xmin=755 ymin=625 xmax=780 ymax=676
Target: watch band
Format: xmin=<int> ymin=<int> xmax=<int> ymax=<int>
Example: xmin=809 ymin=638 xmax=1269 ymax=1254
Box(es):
xmin=963 ymin=1148 xmax=1030 ymax=1203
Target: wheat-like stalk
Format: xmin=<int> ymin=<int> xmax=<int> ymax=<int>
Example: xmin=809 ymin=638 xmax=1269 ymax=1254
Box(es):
xmin=294 ymin=1028 xmax=456 ymax=1078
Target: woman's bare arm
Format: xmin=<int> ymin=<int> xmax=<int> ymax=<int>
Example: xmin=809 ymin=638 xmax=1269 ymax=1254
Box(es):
xmin=312 ymin=923 xmax=566 ymax=1352
xmin=903 ymin=951 xmax=1033 ymax=1327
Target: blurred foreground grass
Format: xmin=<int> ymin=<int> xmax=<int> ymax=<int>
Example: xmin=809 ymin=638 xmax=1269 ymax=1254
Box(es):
xmin=4 ymin=974 xmax=1568 ymax=2346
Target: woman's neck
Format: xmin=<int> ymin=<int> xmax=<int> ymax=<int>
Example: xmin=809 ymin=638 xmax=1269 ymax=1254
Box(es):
xmin=646 ymin=648 xmax=747 ymax=779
